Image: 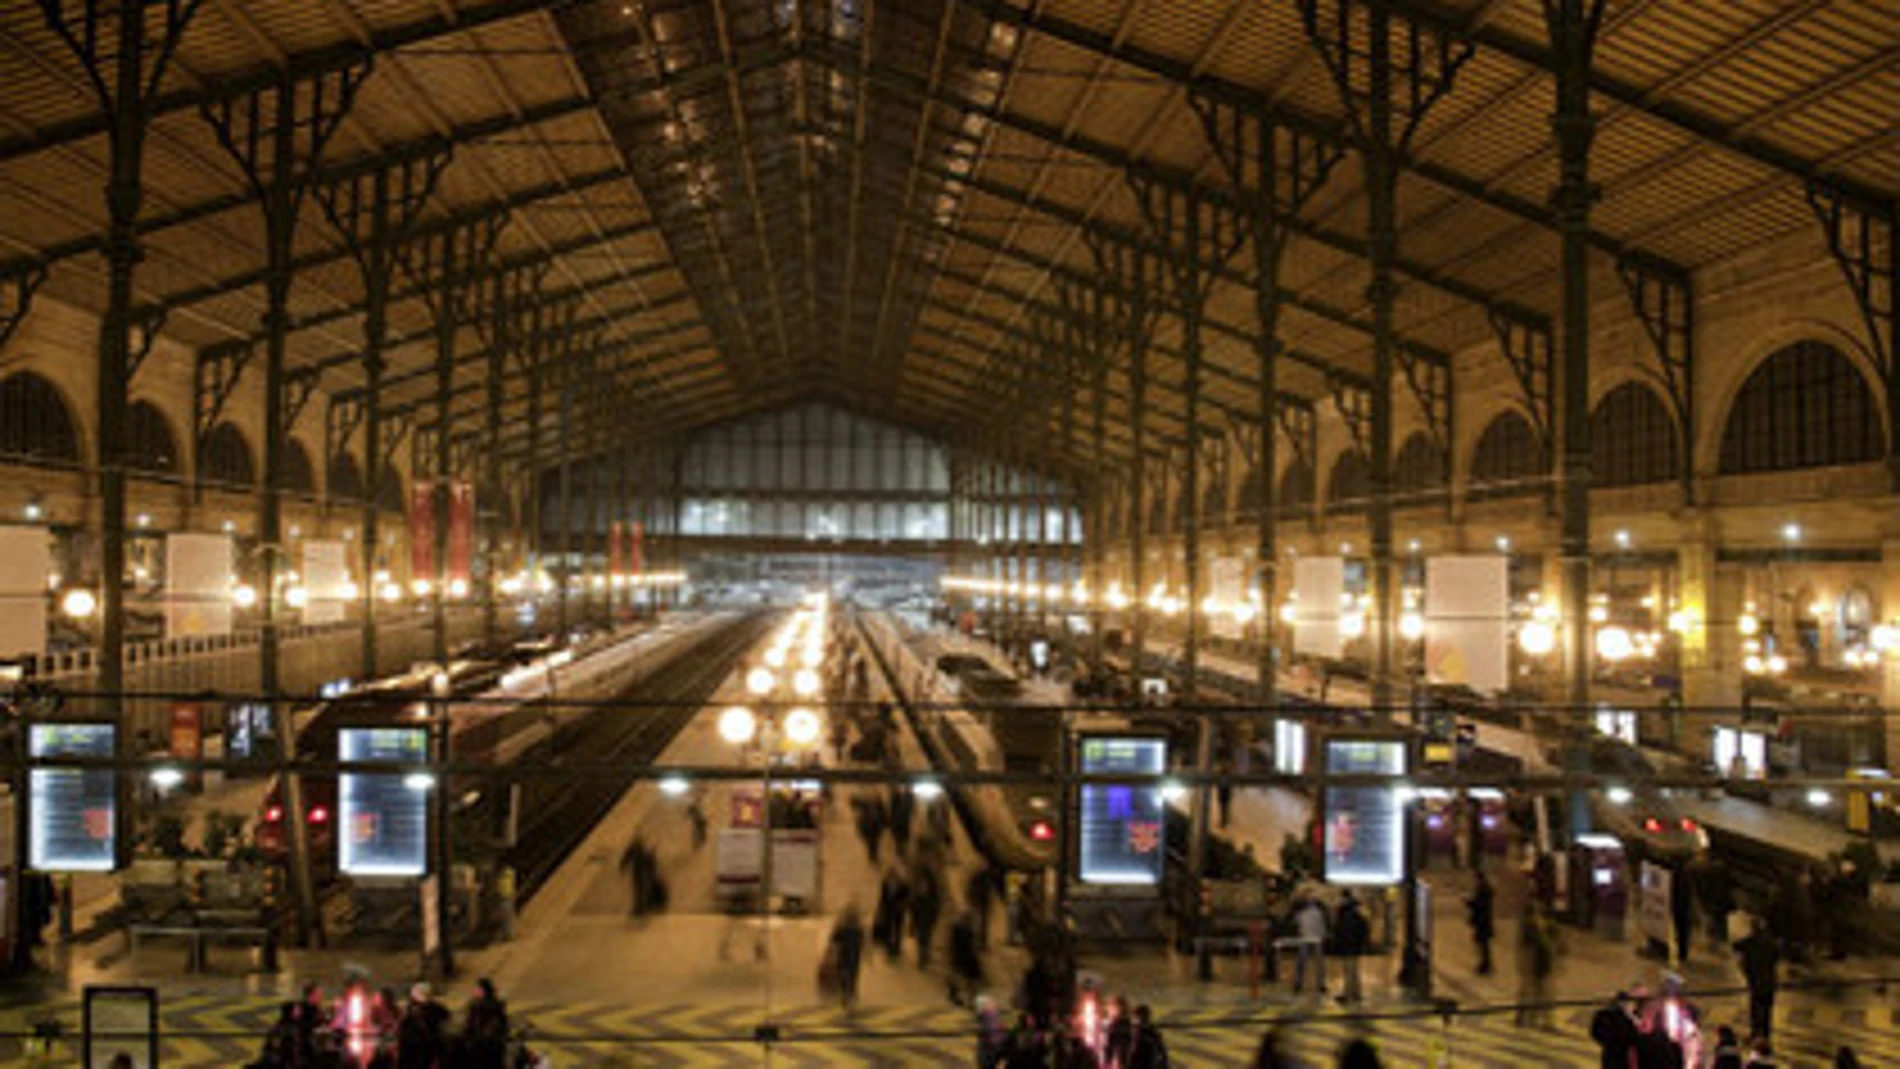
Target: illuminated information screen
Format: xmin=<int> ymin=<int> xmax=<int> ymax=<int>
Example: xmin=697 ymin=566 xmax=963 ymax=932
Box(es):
xmin=339 ymin=728 xmax=429 ymax=877
xmin=1322 ymin=738 xmax=1408 ymax=886
xmin=1078 ymin=736 xmax=1167 ymax=886
xmin=29 ymin=723 xmax=116 ymax=871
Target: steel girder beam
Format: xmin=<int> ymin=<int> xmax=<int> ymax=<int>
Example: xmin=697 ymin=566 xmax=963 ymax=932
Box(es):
xmin=941 ymin=0 xmax=1691 ymax=272
xmin=415 ymin=336 xmax=722 ymax=439
xmin=811 ymin=42 xmax=1547 ymax=328
xmin=1383 ymin=0 xmax=1890 ymax=210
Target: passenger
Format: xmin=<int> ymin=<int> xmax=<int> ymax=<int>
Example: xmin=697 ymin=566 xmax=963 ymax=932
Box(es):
xmin=461 ymin=978 xmax=510 ymax=1069
xmin=949 ymin=909 xmax=983 ymax=1006
xmin=1337 ymin=1037 xmax=1381 ymax=1069
xmin=1467 ymin=870 xmax=1496 ymax=976
xmin=1590 ymin=991 xmax=1642 ymax=1069
xmin=1250 ymin=1027 xmax=1297 ymax=1069
xmin=828 ymin=906 xmax=866 ymax=1010
xmin=1669 ymin=861 xmax=1694 ymax=964
xmin=1003 ymin=1012 xmax=1049 ymax=1069
xmin=1126 ymin=1005 xmax=1168 ymax=1069
xmin=396 ymin=983 xmax=449 ymax=1069
xmin=1710 ymin=1025 xmax=1743 ymax=1069
xmin=1733 ymin=917 xmax=1779 ymax=1044
xmin=1332 ymin=890 xmax=1370 ymax=1005
xmin=1104 ymin=996 xmax=1134 ymax=1068
xmin=1053 ymin=1028 xmax=1101 ymax=1068
xmin=874 ymin=868 xmax=911 ymax=961
xmin=1741 ymin=1037 xmax=1778 ymax=1068
xmin=911 ymin=864 xmax=944 ymax=969
xmin=975 ymin=995 xmax=1007 ymax=1069
xmin=1515 ymin=903 xmax=1557 ymax=1029
xmin=1291 ymin=894 xmax=1328 ymax=995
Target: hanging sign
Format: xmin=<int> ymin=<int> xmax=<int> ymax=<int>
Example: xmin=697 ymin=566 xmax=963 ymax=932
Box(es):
xmin=447 ymin=482 xmax=475 ymax=588
xmin=338 ymin=727 xmax=429 ymax=877
xmin=1076 ymin=736 xmax=1168 ymax=887
xmin=1321 ymin=735 xmax=1408 ymax=886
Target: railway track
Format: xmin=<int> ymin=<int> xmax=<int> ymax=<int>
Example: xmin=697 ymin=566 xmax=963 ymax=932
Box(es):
xmin=508 ymin=612 xmax=769 ymax=900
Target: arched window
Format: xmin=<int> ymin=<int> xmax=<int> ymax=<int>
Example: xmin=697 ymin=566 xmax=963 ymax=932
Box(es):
xmin=200 ymin=422 xmax=254 ymax=487
xmin=1392 ymin=432 xmax=1446 ymax=505
xmin=1326 ymin=450 xmax=1371 ymax=515
xmin=282 ymin=440 xmax=316 ymax=496
xmin=328 ymin=455 xmax=365 ymax=501
xmin=1278 ymin=460 xmax=1313 ymax=518
xmin=0 ymin=372 xmax=80 ymax=464
xmin=1719 ymin=340 xmax=1882 ymax=475
xmin=1590 ymin=382 xmax=1679 ymax=488
xmin=1468 ymin=411 xmax=1547 ymax=501
xmin=1238 ymin=467 xmax=1267 ymax=521
xmin=377 ymin=464 xmax=405 ymax=513
xmin=125 ymin=400 xmax=179 ymax=474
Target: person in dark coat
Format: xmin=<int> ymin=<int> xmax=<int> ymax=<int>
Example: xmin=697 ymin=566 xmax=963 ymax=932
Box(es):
xmin=830 ymin=907 xmax=867 ymax=1009
xmin=462 ymin=978 xmax=509 ymax=1069
xmin=1635 ymin=1024 xmax=1685 ymax=1069
xmin=890 ymin=785 xmax=915 ymax=849
xmin=1338 ymin=1038 xmax=1382 ymax=1069
xmin=1710 ymin=1025 xmax=1743 ymax=1069
xmin=1590 ymin=992 xmax=1642 ymax=1069
xmin=395 ymin=984 xmax=449 ymax=1069
xmin=1333 ymin=891 xmax=1371 ymax=1004
xmin=1467 ymin=871 xmax=1497 ymax=975
xmin=1669 ymin=863 xmax=1695 ymax=964
xmin=911 ymin=866 xmax=944 ymax=969
xmin=1734 ymin=918 xmax=1780 ymax=1043
xmin=875 ymin=869 xmax=911 ymax=960
xmin=1105 ymin=997 xmax=1134 ymax=1068
xmin=1003 ymin=1013 xmax=1048 ymax=1069
xmin=950 ymin=910 xmax=984 ymax=1005
xmin=1127 ymin=1005 xmax=1168 ymax=1069
xmin=853 ymin=794 xmax=887 ymax=863
xmin=1695 ymin=857 xmax=1735 ymax=950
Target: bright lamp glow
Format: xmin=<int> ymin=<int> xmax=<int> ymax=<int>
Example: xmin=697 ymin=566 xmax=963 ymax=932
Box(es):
xmin=783 ymin=707 xmax=822 ymax=746
xmin=1606 ymin=786 xmax=1632 ymax=806
xmin=1518 ymin=620 xmax=1556 ymax=656
xmin=148 ymin=766 xmax=185 ymax=790
xmin=1806 ymin=787 xmax=1831 ymax=808
xmin=403 ymin=772 xmax=436 ymax=792
xmin=763 ymin=645 xmax=788 ymax=668
xmin=1398 ymin=611 xmax=1425 ymax=641
xmin=1595 ymin=625 xmax=1635 ymax=662
xmin=1738 ymin=612 xmax=1761 ymax=637
xmin=60 ymin=588 xmax=97 ymax=620
xmin=1339 ymin=611 xmax=1366 ymax=639
xmin=746 ymin=667 xmax=776 ymax=695
xmin=231 ymin=583 xmax=258 ymax=610
xmin=284 ymin=585 xmax=309 ymax=609
xmin=448 ymin=578 xmax=470 ymax=599
xmin=1159 ymin=780 xmax=1188 ymax=804
xmin=912 ymin=779 xmax=944 ymax=800
xmin=411 ymin=578 xmax=432 ymax=597
xmin=718 ymin=706 xmax=757 ymax=744
xmin=659 ymin=775 xmax=690 ymax=797
xmin=379 ymin=582 xmax=403 ymax=604
xmin=792 ymin=667 xmax=820 ymax=697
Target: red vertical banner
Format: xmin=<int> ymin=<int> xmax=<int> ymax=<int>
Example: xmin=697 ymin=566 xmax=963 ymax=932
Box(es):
xmin=409 ymin=481 xmax=435 ymax=582
xmin=608 ymin=521 xmax=623 ymax=580
xmin=629 ymin=521 xmax=645 ymax=577
xmin=448 ymin=481 xmax=475 ymax=585
xmin=170 ymin=702 xmax=203 ymax=791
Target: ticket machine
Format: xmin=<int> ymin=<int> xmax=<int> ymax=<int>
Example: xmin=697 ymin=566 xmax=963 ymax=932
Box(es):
xmin=1414 ymin=789 xmax=1458 ymax=868
xmin=1468 ymin=788 xmax=1511 ymax=862
xmin=1568 ymin=834 xmax=1629 ymax=940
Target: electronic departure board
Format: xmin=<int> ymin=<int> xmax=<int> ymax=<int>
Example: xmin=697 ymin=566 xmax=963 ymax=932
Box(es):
xmin=29 ymin=723 xmax=116 ymax=872
xmin=1322 ymin=737 xmax=1409 ymax=886
xmin=1077 ymin=736 xmax=1167 ymax=887
xmin=339 ymin=728 xmax=430 ymax=877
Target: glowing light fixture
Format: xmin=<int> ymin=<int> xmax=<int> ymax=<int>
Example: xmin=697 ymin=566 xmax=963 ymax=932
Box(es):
xmin=1399 ymin=611 xmax=1425 ymax=642
xmin=231 ymin=583 xmax=259 ymax=610
xmin=60 ymin=588 xmax=97 ymax=620
xmin=718 ymin=706 xmax=757 ymax=745
xmin=746 ymin=667 xmax=776 ymax=695
xmin=1518 ymin=620 xmax=1556 ymax=657
xmin=783 ymin=707 xmax=822 ymax=746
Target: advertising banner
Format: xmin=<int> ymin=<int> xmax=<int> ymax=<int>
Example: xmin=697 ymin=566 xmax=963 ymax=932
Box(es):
xmin=339 ymin=727 xmax=429 ymax=877
xmin=163 ymin=531 xmax=233 ymax=638
xmin=169 ymin=703 xmax=203 ymax=790
xmin=301 ymin=539 xmax=349 ymax=625
xmin=1637 ymin=861 xmax=1672 ymax=953
xmin=0 ymin=524 xmax=49 ymax=658
xmin=1321 ymin=736 xmax=1407 ymax=886
xmin=29 ymin=723 xmax=117 ymax=872
xmin=447 ymin=481 xmax=474 ymax=587
xmin=1292 ymin=556 xmax=1346 ymax=658
xmin=1077 ymin=736 xmax=1168 ymax=887
xmin=409 ymin=482 xmax=434 ymax=584
xmin=1424 ymin=555 xmax=1509 ymax=693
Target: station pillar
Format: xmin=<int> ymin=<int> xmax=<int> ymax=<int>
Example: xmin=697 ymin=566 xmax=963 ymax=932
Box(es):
xmin=1678 ymin=529 xmax=1743 ymax=715
xmin=1879 ymin=536 xmax=1900 ymax=767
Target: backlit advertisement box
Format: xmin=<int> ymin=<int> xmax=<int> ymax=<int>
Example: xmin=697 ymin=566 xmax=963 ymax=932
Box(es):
xmin=1322 ymin=737 xmax=1408 ymax=886
xmin=29 ymin=723 xmax=116 ymax=872
xmin=339 ymin=728 xmax=430 ymax=877
xmin=1078 ymin=736 xmax=1167 ymax=887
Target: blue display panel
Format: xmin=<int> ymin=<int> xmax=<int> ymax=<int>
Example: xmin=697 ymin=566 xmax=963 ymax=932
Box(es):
xmin=1322 ymin=738 xmax=1408 ymax=886
xmin=339 ymin=728 xmax=429 ymax=877
xmin=29 ymin=723 xmax=116 ymax=872
xmin=1078 ymin=736 xmax=1167 ymax=886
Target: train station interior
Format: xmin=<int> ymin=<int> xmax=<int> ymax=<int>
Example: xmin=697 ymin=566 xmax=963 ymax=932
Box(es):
xmin=0 ymin=0 xmax=1896 ymax=1064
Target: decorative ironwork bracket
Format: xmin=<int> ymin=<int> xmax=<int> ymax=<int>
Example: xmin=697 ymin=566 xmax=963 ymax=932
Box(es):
xmin=1486 ymin=309 xmax=1555 ymax=449
xmin=1277 ymin=398 xmax=1318 ymax=475
xmin=283 ymin=365 xmax=322 ymax=430
xmin=1327 ymin=372 xmax=1372 ymax=457
xmin=0 ymin=260 xmax=46 ymax=354
xmin=1398 ymin=351 xmax=1453 ymax=457
xmin=325 ymin=395 xmax=366 ymax=467
xmin=1806 ymin=181 xmax=1895 ymax=380
xmin=1615 ymin=250 xmax=1695 ymax=494
xmin=127 ymin=303 xmax=169 ymax=380
xmin=193 ymin=340 xmax=255 ymax=444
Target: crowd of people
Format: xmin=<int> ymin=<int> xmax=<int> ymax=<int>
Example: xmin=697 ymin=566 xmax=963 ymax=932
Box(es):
xmin=248 ymin=974 xmax=527 ymax=1069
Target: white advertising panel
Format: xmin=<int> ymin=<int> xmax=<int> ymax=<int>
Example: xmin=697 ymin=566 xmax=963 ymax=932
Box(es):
xmin=301 ymin=539 xmax=350 ymax=625
xmin=1424 ymin=555 xmax=1509 ymax=693
xmin=1292 ymin=556 xmax=1346 ymax=659
xmin=0 ymin=525 xmax=50 ymax=658
xmin=1209 ymin=556 xmax=1247 ymax=639
xmin=164 ymin=532 xmax=233 ymax=637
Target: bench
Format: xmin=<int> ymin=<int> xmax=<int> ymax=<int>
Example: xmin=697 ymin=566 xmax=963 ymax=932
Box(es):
xmin=126 ymin=922 xmax=275 ymax=973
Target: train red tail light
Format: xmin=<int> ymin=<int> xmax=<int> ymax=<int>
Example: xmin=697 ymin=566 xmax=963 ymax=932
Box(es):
xmin=1029 ymin=820 xmax=1054 ymax=842
xmin=308 ymin=806 xmax=330 ymax=825
xmin=1643 ymin=817 xmax=1662 ymax=833
xmin=1679 ymin=818 xmax=1697 ymax=832
xmin=264 ymin=805 xmax=284 ymax=824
